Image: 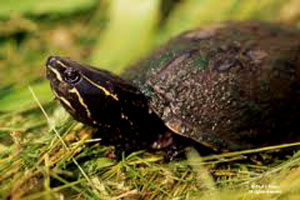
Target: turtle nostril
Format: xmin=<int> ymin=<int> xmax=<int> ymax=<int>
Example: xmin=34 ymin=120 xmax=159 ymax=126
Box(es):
xmin=46 ymin=56 xmax=58 ymax=67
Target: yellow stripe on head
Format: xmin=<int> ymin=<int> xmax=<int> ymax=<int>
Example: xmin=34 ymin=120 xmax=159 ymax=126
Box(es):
xmin=47 ymin=65 xmax=64 ymax=82
xmin=69 ymin=88 xmax=92 ymax=119
xmin=81 ymin=74 xmax=119 ymax=101
xmin=56 ymin=60 xmax=68 ymax=69
xmin=53 ymin=90 xmax=76 ymax=112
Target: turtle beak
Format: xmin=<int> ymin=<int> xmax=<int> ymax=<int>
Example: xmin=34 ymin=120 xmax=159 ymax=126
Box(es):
xmin=45 ymin=56 xmax=68 ymax=81
xmin=46 ymin=56 xmax=58 ymax=67
xmin=46 ymin=56 xmax=59 ymax=80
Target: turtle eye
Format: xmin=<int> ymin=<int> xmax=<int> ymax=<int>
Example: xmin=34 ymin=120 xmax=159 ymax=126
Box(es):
xmin=63 ymin=69 xmax=81 ymax=84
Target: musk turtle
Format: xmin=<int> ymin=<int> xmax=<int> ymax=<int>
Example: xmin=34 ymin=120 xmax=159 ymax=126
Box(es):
xmin=46 ymin=21 xmax=300 ymax=159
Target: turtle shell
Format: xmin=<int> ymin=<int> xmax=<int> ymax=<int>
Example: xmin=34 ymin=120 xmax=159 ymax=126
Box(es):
xmin=122 ymin=21 xmax=300 ymax=151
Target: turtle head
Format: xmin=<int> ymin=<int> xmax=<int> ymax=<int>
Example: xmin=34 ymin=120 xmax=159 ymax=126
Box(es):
xmin=46 ymin=56 xmax=149 ymax=128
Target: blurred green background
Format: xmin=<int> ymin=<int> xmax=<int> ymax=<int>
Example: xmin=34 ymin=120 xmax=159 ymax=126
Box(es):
xmin=0 ymin=0 xmax=300 ymax=112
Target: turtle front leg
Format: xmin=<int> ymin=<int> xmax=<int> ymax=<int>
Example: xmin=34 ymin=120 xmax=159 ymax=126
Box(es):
xmin=151 ymin=131 xmax=192 ymax=161
xmin=151 ymin=131 xmax=217 ymax=161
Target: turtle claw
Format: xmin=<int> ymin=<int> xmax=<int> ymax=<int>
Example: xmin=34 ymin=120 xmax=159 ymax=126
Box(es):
xmin=151 ymin=131 xmax=194 ymax=161
xmin=164 ymin=144 xmax=187 ymax=161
